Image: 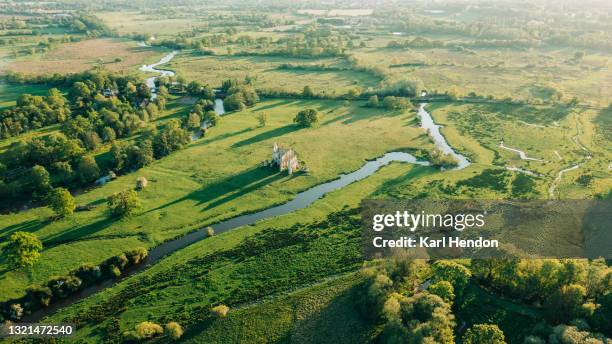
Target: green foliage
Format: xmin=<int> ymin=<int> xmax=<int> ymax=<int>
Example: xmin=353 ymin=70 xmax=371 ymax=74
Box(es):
xmin=544 ymin=284 xmax=587 ymax=323
xmin=165 ymin=322 xmax=184 ymax=340
xmin=382 ymin=96 xmax=412 ymax=110
xmin=132 ymin=321 xmax=163 ymax=340
xmin=431 ymin=261 xmax=471 ymax=296
xmin=428 ymin=280 xmax=455 ymax=305
xmin=256 ymin=112 xmax=268 ymax=127
xmin=5 ymin=231 xmax=43 ymax=268
xmin=107 ymin=189 xmax=141 ymax=217
xmin=294 ymin=108 xmax=321 ymax=127
xmin=47 ymin=187 xmax=76 ymax=217
xmin=152 ymin=120 xmax=190 ymax=158
xmin=76 ymin=155 xmax=100 ymax=184
xmin=211 ymin=304 xmax=230 ymax=318
xmin=463 ymin=324 xmax=506 ymax=344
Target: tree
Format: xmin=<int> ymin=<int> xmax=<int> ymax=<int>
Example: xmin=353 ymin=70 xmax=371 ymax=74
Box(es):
xmin=367 ymin=95 xmax=379 ymax=107
xmin=256 ymin=112 xmax=268 ymax=127
xmin=294 ymin=108 xmax=321 ymax=127
xmin=30 ymin=165 xmax=51 ymax=197
xmin=102 ymin=126 xmax=116 ymax=142
xmin=47 ymin=187 xmax=75 ymax=217
xmin=463 ymin=324 xmax=506 ymax=344
xmin=428 ymin=280 xmax=455 ymax=305
xmin=165 ymin=322 xmax=183 ymax=340
xmin=187 ymin=112 xmax=201 ymax=129
xmin=545 ymin=284 xmax=587 ymax=323
xmin=69 ymin=81 xmax=91 ymax=104
xmin=303 ymin=85 xmax=315 ymax=97
xmin=187 ymin=80 xmax=204 ymax=96
xmin=76 ymin=155 xmax=100 ymax=184
xmin=107 ymin=189 xmax=142 ymax=217
xmin=5 ymin=231 xmax=43 ymax=268
xmin=431 ymin=261 xmax=471 ymax=296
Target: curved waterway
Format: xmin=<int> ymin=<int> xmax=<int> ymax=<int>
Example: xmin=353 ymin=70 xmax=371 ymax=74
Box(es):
xmin=24 ymin=98 xmax=468 ymax=321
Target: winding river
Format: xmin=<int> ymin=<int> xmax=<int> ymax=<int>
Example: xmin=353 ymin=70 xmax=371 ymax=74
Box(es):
xmin=23 ymin=52 xmax=469 ymax=321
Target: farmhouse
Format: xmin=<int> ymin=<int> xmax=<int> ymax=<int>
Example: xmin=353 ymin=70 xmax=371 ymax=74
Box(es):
xmin=271 ymin=143 xmax=299 ymax=174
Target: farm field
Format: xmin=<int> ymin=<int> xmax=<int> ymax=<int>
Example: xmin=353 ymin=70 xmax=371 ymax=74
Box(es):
xmin=165 ymin=54 xmax=380 ymax=94
xmin=4 ymin=38 xmax=165 ymax=76
xmin=0 ymin=1 xmax=611 ymax=343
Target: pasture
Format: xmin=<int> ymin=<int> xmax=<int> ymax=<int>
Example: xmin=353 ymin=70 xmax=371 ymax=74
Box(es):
xmin=0 ymin=97 xmax=432 ymax=302
xmin=165 ymin=53 xmax=380 ymax=94
xmin=6 ymin=39 xmax=165 ymax=76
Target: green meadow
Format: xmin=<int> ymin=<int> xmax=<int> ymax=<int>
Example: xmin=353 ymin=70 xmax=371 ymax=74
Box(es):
xmin=0 ymin=97 xmax=432 ymax=302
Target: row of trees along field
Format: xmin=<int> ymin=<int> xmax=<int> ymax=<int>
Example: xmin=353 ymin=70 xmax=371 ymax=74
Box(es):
xmin=357 ymin=258 xmax=612 ymax=343
xmin=0 ymin=13 xmax=115 ymax=55
xmin=145 ymin=25 xmax=365 ymax=58
xmin=0 ymin=71 xmax=192 ymax=211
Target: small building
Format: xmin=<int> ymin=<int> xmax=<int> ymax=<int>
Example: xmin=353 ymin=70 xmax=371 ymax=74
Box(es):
xmin=271 ymin=143 xmax=299 ymax=174
xmin=103 ymin=88 xmax=117 ymax=98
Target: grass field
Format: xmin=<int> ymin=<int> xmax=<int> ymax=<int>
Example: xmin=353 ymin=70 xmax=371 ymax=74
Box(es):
xmin=44 ymin=161 xmax=434 ymax=342
xmin=0 ymin=97 xmax=433 ymax=302
xmin=165 ymin=53 xmax=380 ymax=94
xmin=351 ymin=46 xmax=611 ymax=107
xmin=4 ymin=38 xmax=165 ymax=76
xmin=0 ymin=83 xmax=53 ymax=109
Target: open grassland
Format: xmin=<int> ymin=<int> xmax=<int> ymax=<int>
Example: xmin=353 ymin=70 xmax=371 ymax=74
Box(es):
xmin=0 ymin=97 xmax=432 ymax=302
xmin=4 ymin=38 xmax=165 ymax=76
xmin=181 ymin=273 xmax=371 ymax=343
xmin=97 ymin=11 xmax=201 ymax=38
xmin=352 ymin=45 xmax=611 ymax=106
xmin=44 ymin=162 xmax=434 ymax=342
xmin=165 ymin=53 xmax=380 ymax=94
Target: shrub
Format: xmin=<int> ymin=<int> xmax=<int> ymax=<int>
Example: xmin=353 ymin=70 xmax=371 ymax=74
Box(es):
xmin=125 ymin=247 xmax=148 ymax=265
xmin=135 ymin=176 xmax=148 ymax=190
xmin=165 ymin=322 xmax=184 ymax=340
xmin=134 ymin=321 xmax=163 ymax=340
xmin=72 ymin=263 xmax=102 ymax=284
xmin=104 ymin=253 xmax=129 ymax=277
xmin=47 ymin=275 xmax=82 ymax=299
xmin=206 ymin=227 xmax=215 ymax=237
xmin=25 ymin=286 xmax=53 ymax=308
xmin=211 ymin=304 xmax=229 ymax=318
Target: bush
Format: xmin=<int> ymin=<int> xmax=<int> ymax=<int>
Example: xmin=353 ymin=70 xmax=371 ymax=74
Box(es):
xmin=25 ymin=286 xmax=53 ymax=308
xmin=125 ymin=247 xmax=148 ymax=265
xmin=211 ymin=304 xmax=229 ymax=318
xmin=47 ymin=275 xmax=82 ymax=299
xmin=135 ymin=176 xmax=148 ymax=190
xmin=133 ymin=321 xmax=163 ymax=340
xmin=72 ymin=263 xmax=102 ymax=284
xmin=165 ymin=322 xmax=184 ymax=340
xmin=206 ymin=227 xmax=215 ymax=237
